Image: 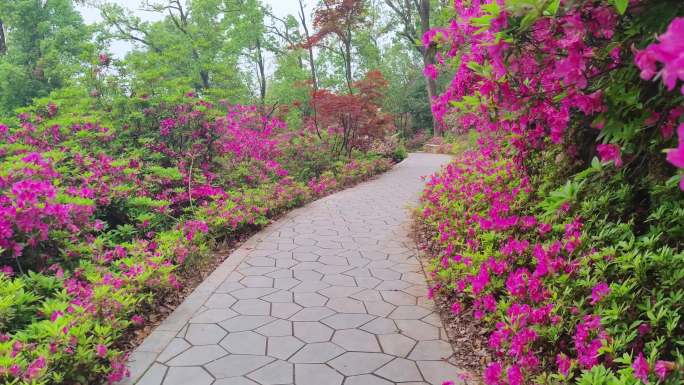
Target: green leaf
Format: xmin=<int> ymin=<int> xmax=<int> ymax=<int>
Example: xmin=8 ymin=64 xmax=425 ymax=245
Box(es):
xmin=613 ymin=0 xmax=628 ymax=14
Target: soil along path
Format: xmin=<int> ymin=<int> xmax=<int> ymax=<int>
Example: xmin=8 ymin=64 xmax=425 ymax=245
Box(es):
xmin=119 ymin=153 xmax=463 ymax=385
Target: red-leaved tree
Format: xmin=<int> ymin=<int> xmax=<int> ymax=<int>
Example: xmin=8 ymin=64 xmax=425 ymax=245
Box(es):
xmin=310 ymin=70 xmax=394 ymax=155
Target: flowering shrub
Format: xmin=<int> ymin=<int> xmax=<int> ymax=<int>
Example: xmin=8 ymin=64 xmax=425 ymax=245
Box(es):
xmin=0 ymin=86 xmax=397 ymax=383
xmin=418 ymin=1 xmax=684 ymax=384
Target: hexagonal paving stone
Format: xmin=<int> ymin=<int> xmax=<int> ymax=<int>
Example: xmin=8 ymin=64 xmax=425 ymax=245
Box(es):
xmin=157 ymin=338 xmax=191 ymax=363
xmin=289 ymin=307 xmax=335 ymax=321
xmin=220 ymin=315 xmax=274 ymax=332
xmin=205 ymin=293 xmax=238 ymax=309
xmin=206 ymin=355 xmax=274 ymax=378
xmin=375 ymin=357 xmax=423 ymax=382
xmin=322 ymin=313 xmax=375 ymax=329
xmin=328 ymin=352 xmax=393 ymax=376
xmin=240 ymin=276 xmax=274 ymax=288
xmin=267 ymin=336 xmax=304 ymax=360
xmin=220 ymin=331 xmax=266 ymax=355
xmin=231 ymin=287 xmax=278 ymax=299
xmin=293 ymin=321 xmax=334 ymax=343
xmin=361 ymin=318 xmax=398 ymax=335
xmin=293 ymin=292 xmax=327 ymax=307
xmin=417 ymin=361 xmax=465 ymax=385
xmin=185 ymin=323 xmax=227 ymax=345
xmin=212 ymin=378 xmax=259 ymax=385
xmin=262 ymin=290 xmax=293 ymax=303
xmin=380 ymin=290 xmax=416 ymax=306
xmin=378 ymin=333 xmax=416 ymax=357
xmin=364 ymin=301 xmax=396 ymax=317
xmin=326 ymin=297 xmax=366 ymax=314
xmin=343 ymin=374 xmax=393 ymax=385
xmin=166 ymin=345 xmax=227 ymax=366
xmin=256 ymin=319 xmax=292 ymax=336
xmin=389 ymin=305 xmax=433 ymax=320
xmin=163 ymin=366 xmax=214 ymax=385
xmin=137 ymin=363 xmax=167 ymax=385
xmin=247 ymin=360 xmax=293 ymax=384
xmin=190 ymin=308 xmax=238 ymax=324
xmin=332 ymin=329 xmax=381 ymax=352
xmin=289 ymin=342 xmax=344 ymax=363
xmin=271 ymin=302 xmax=303 ymax=319
xmin=232 ymin=299 xmax=271 ymax=316
xmin=408 ymin=340 xmax=454 ymax=360
xmin=318 ymin=286 xmax=364 ymax=299
xmin=294 ymin=364 xmax=343 ymax=385
xmin=395 ymin=320 xmax=439 ymax=341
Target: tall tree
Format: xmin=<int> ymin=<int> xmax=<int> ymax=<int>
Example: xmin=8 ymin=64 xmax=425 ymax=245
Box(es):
xmin=383 ymin=0 xmax=441 ymax=135
xmin=98 ymin=0 xmax=263 ymax=100
xmin=297 ymin=0 xmax=318 ymax=91
xmin=306 ymin=0 xmax=366 ymax=93
xmin=0 ymin=0 xmax=90 ymax=115
xmin=0 ymin=19 xmax=6 ymax=55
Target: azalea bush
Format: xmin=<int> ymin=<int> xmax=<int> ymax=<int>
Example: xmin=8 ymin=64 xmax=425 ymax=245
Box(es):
xmin=0 ymin=80 xmax=396 ymax=383
xmin=417 ymin=1 xmax=684 ymax=384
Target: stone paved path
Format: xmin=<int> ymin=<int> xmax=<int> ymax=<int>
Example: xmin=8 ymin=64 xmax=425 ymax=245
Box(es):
xmin=122 ymin=153 xmax=463 ymax=385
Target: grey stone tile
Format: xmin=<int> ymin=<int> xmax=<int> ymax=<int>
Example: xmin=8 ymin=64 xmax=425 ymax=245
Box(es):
xmin=378 ymin=333 xmax=416 ymax=357
xmin=332 ymin=329 xmax=381 ymax=352
xmin=293 ymin=322 xmax=334 ymax=343
xmin=247 ymin=360 xmax=293 ymax=384
xmin=212 ymin=376 xmax=259 ymax=385
xmin=220 ymin=331 xmax=267 ymax=355
xmin=190 ymin=308 xmax=238 ymax=324
xmin=267 ymin=336 xmax=304 ymax=360
xmin=343 ymin=374 xmax=393 ymax=385
xmin=322 ymin=313 xmax=375 ymax=329
xmin=293 ymin=292 xmax=327 ymax=307
xmin=289 ymin=342 xmax=344 ymax=363
xmin=232 ymin=299 xmax=271 ymax=316
xmin=137 ymin=363 xmax=167 ymax=385
xmin=256 ymin=319 xmax=292 ymax=336
xmin=361 ymin=318 xmax=398 ymax=335
xmin=166 ymin=345 xmax=227 ymax=366
xmin=417 ymin=361 xmax=465 ymax=385
xmin=157 ymin=338 xmax=191 ymax=363
xmin=326 ymin=298 xmax=366 ymax=314
xmin=409 ymin=340 xmax=454 ymax=361
xmin=206 ymin=355 xmax=275 ymax=378
xmin=220 ymin=315 xmax=275 ymax=332
xmin=163 ymin=367 xmax=214 ymax=385
xmin=294 ymin=364 xmax=343 ymax=385
xmin=395 ymin=320 xmax=440 ymax=341
xmin=328 ymin=352 xmax=393 ymax=375
xmin=289 ymin=307 xmax=335 ymax=321
xmin=375 ymin=357 xmax=424 ymax=382
xmin=389 ymin=305 xmax=433 ymax=320
xmin=185 ymin=323 xmax=227 ymax=345
xmin=205 ymin=293 xmax=238 ymax=309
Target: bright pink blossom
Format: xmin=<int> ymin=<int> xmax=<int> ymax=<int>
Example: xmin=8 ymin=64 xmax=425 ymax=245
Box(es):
xmin=632 ymin=353 xmax=650 ymax=383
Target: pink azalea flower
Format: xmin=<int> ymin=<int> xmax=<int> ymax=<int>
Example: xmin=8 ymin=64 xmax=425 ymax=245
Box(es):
xmin=597 ymin=143 xmax=623 ymax=167
xmin=590 ymin=282 xmax=611 ymax=304
xmin=556 ymin=353 xmax=571 ymax=376
xmin=632 ymin=353 xmax=650 ymax=383
xmin=95 ymin=344 xmax=108 ymax=358
xmin=655 ymin=360 xmax=673 ymax=381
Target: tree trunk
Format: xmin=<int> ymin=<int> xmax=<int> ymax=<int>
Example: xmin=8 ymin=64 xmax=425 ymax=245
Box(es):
xmin=256 ymin=37 xmax=266 ymax=106
xmin=0 ymin=19 xmax=6 ymax=55
xmin=422 ymin=49 xmax=440 ymax=136
xmin=418 ymin=0 xmax=441 ymax=136
xmin=298 ymin=0 xmax=318 ymax=91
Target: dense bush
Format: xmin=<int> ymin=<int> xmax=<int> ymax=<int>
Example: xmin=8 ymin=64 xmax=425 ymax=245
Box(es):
xmin=417 ymin=1 xmax=684 ymax=385
xmin=0 ymin=86 xmax=395 ymax=383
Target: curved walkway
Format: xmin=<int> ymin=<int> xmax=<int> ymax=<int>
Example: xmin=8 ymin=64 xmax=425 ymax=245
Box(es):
xmin=122 ymin=153 xmax=463 ymax=385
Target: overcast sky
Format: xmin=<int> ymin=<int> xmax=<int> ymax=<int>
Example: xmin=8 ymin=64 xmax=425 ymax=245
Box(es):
xmin=76 ymin=0 xmax=315 ymax=58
